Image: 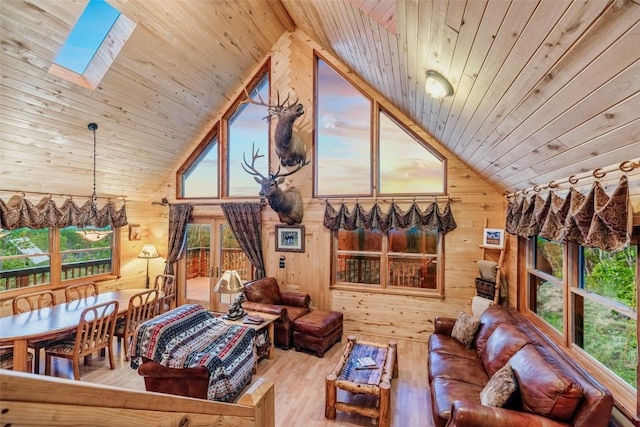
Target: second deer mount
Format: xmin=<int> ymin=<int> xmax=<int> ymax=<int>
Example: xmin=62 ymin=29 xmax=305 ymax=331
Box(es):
xmin=242 ymin=143 xmax=307 ymax=225
xmin=242 ymin=88 xmax=307 ymax=167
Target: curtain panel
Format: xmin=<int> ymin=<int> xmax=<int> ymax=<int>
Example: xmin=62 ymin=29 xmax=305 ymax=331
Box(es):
xmin=0 ymin=196 xmax=127 ymax=230
xmin=323 ymin=200 xmax=457 ymax=234
xmin=221 ymin=202 xmax=265 ymax=279
xmin=505 ymin=176 xmax=631 ymax=252
xmin=164 ymin=203 xmax=193 ymax=276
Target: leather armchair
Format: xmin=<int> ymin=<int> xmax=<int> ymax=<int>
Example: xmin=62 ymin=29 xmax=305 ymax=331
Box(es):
xmin=242 ymin=277 xmax=310 ymax=350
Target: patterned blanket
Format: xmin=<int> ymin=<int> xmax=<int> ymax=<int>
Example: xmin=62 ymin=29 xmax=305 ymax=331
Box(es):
xmin=130 ymin=304 xmax=256 ymax=402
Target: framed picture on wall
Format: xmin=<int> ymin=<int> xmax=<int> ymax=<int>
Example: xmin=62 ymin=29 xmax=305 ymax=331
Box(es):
xmin=275 ymin=225 xmax=305 ymax=252
xmin=482 ymin=228 xmax=504 ymax=249
xmin=129 ymin=224 xmax=141 ymax=241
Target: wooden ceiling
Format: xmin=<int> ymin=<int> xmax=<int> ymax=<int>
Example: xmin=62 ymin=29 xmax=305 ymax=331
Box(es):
xmin=1 ymin=0 xmax=639 ymax=202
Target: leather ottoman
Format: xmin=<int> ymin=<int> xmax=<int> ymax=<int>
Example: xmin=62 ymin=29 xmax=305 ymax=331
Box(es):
xmin=293 ymin=310 xmax=343 ymax=357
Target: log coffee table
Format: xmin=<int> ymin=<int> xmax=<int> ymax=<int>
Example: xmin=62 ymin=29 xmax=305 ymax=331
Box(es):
xmin=325 ymin=335 xmax=398 ymax=427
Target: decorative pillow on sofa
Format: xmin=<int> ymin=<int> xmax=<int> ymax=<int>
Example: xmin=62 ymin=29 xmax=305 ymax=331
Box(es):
xmin=480 ymin=363 xmax=518 ymax=407
xmin=451 ymin=312 xmax=480 ymax=349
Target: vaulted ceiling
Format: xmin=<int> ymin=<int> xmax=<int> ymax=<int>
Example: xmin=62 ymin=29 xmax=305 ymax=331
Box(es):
xmin=1 ymin=0 xmax=639 ymax=202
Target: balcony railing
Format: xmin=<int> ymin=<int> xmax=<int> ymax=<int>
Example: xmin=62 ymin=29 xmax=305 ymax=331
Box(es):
xmin=0 ymin=259 xmax=112 ymax=291
xmin=186 ymin=247 xmax=251 ymax=279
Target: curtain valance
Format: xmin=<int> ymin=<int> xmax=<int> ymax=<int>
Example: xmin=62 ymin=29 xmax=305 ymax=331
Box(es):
xmin=323 ymin=200 xmax=457 ymax=234
xmin=505 ymin=176 xmax=630 ymax=252
xmin=0 ymin=196 xmax=128 ymax=230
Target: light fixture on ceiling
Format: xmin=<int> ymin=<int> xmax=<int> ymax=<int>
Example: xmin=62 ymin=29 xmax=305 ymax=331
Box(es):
xmin=425 ymin=70 xmax=454 ymax=98
xmin=76 ymin=122 xmax=112 ymax=241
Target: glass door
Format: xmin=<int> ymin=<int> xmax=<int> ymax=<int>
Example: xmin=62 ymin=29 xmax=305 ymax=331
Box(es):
xmin=184 ymin=219 xmax=252 ymax=312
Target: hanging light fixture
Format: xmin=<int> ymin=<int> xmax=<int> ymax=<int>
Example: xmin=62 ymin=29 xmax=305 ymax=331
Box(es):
xmin=76 ymin=122 xmax=112 ymax=241
xmin=425 ymin=70 xmax=454 ymax=98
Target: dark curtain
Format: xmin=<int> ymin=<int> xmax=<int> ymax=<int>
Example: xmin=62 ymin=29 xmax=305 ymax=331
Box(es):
xmin=164 ymin=203 xmax=193 ymax=276
xmin=0 ymin=195 xmax=127 ymax=230
xmin=221 ymin=202 xmax=266 ymax=279
xmin=323 ymin=200 xmax=457 ymax=234
xmin=505 ymin=176 xmax=630 ymax=252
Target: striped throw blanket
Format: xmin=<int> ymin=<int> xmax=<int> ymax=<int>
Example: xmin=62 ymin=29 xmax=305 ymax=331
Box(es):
xmin=130 ymin=304 xmax=256 ymax=402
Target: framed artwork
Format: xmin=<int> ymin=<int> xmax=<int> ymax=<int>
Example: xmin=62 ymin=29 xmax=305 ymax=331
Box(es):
xmin=482 ymin=228 xmax=504 ymax=249
xmin=129 ymin=224 xmax=141 ymax=241
xmin=275 ymin=225 xmax=305 ymax=252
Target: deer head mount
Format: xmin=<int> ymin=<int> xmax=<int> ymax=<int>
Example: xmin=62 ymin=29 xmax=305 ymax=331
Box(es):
xmin=242 ymin=89 xmax=307 ymax=167
xmin=241 ymin=144 xmax=308 ymax=225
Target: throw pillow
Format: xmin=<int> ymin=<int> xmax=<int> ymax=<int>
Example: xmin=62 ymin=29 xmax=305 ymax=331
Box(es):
xmin=451 ymin=312 xmax=480 ymax=349
xmin=480 ymin=363 xmax=518 ymax=407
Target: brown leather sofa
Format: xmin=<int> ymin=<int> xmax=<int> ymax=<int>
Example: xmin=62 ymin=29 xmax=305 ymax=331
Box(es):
xmin=242 ymin=277 xmax=310 ymax=350
xmin=428 ymin=305 xmax=613 ymax=427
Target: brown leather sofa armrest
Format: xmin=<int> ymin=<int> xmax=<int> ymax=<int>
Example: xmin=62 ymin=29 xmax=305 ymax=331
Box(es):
xmin=242 ymin=301 xmax=287 ymax=318
xmin=280 ymin=291 xmax=310 ymax=308
xmin=447 ymin=401 xmax=570 ymax=427
xmin=434 ymin=316 xmax=457 ymax=335
xmin=138 ymin=360 xmax=209 ymax=379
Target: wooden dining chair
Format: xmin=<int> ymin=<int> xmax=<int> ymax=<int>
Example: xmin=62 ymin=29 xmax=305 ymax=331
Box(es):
xmin=0 ymin=347 xmax=33 ymax=372
xmin=64 ymin=282 xmax=99 ymax=302
xmin=153 ymin=274 xmax=176 ymax=314
xmin=114 ymin=289 xmax=159 ymax=361
xmin=12 ymin=290 xmax=60 ymax=374
xmin=44 ymin=300 xmax=119 ymax=380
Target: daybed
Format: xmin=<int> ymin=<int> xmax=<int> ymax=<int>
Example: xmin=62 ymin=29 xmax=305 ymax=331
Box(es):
xmin=428 ymin=305 xmax=613 ymax=427
xmin=131 ymin=304 xmax=256 ymax=402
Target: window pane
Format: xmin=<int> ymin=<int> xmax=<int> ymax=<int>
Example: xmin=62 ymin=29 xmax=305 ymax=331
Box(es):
xmin=0 ymin=228 xmax=51 ymax=290
xmin=62 ymin=226 xmax=113 ymax=280
xmin=573 ymin=293 xmax=637 ymax=388
xmin=336 ymin=254 xmax=380 ymax=285
xmin=389 ymin=228 xmax=437 ymax=254
xmin=535 ymin=236 xmax=563 ymax=280
xmin=529 ymin=274 xmax=564 ymax=333
xmin=337 ymin=229 xmax=381 ymax=252
xmin=379 ymin=111 xmax=444 ymax=194
xmin=389 ymin=256 xmax=436 ymax=289
xmin=316 ymin=58 xmax=371 ymax=196
xmin=582 ymin=245 xmax=637 ymax=307
xmin=220 ymin=224 xmax=251 ymax=280
xmin=228 ymin=75 xmax=269 ymax=196
xmin=182 ymin=137 xmax=219 ymax=198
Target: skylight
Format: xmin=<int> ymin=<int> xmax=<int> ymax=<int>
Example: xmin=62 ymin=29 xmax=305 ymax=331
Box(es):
xmin=54 ymin=0 xmax=120 ymax=74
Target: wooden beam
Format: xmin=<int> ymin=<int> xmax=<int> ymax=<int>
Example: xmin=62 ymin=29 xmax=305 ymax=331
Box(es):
xmin=267 ymin=0 xmax=296 ymax=32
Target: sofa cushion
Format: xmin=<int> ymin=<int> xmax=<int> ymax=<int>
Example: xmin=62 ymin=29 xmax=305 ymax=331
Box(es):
xmin=480 ymin=363 xmax=518 ymax=407
xmin=428 ymin=351 xmax=489 ymax=386
xmin=473 ymin=305 xmax=513 ymax=359
xmin=431 ymin=377 xmax=484 ymax=425
xmin=510 ymin=345 xmax=583 ymax=421
xmin=481 ymin=324 xmax=529 ymax=377
xmin=244 ymin=277 xmax=282 ymax=305
xmin=428 ymin=334 xmax=477 ymax=360
xmin=451 ymin=312 xmax=480 ymax=349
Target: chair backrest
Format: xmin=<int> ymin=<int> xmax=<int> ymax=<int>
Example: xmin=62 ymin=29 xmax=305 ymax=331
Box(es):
xmin=154 ymin=274 xmax=176 ymax=313
xmin=12 ymin=290 xmax=57 ymax=314
xmin=73 ymin=300 xmax=119 ymax=359
xmin=65 ymin=282 xmax=99 ymax=302
xmin=124 ymin=289 xmax=160 ymax=336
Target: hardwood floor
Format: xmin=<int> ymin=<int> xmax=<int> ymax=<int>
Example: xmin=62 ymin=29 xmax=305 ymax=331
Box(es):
xmin=43 ymin=333 xmax=434 ymax=426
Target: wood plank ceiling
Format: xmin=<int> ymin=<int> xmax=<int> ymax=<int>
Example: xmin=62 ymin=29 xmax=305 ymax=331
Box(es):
xmin=1 ymin=0 xmax=639 ymax=202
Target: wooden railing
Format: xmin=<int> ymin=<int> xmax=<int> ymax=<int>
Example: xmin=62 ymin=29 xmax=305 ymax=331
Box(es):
xmin=186 ymin=247 xmax=251 ymax=279
xmin=0 ymin=370 xmax=275 ymax=427
xmin=336 ymin=255 xmax=437 ymax=289
xmin=0 ymin=259 xmax=111 ymax=291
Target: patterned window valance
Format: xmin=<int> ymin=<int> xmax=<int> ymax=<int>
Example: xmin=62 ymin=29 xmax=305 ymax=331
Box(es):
xmin=505 ymin=176 xmax=631 ymax=252
xmin=323 ymin=200 xmax=457 ymax=234
xmin=0 ymin=196 xmax=128 ymax=230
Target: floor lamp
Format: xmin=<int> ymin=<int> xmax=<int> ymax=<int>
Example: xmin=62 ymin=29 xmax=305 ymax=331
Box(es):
xmin=138 ymin=244 xmax=159 ymax=288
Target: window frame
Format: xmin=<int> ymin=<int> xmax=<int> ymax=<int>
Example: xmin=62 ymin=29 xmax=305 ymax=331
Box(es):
xmin=0 ymin=227 xmax=120 ymax=299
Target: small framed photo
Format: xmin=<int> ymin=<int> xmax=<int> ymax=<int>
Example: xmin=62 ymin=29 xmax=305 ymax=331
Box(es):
xmin=482 ymin=228 xmax=504 ymax=249
xmin=275 ymin=225 xmax=305 ymax=252
xmin=129 ymin=224 xmax=141 ymax=241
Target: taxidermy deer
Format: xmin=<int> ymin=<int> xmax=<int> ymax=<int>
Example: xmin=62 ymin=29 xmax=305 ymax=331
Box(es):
xmin=243 ymin=89 xmax=307 ymax=167
xmin=242 ymin=144 xmax=306 ymax=225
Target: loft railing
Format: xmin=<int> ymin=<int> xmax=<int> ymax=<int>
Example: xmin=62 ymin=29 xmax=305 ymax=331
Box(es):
xmin=0 ymin=259 xmax=111 ymax=291
xmin=336 ymin=255 xmax=437 ymax=289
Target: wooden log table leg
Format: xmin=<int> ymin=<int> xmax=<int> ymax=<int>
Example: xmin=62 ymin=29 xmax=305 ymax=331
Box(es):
xmin=325 ymin=373 xmax=337 ymax=419
xmin=379 ymin=380 xmax=391 ymax=427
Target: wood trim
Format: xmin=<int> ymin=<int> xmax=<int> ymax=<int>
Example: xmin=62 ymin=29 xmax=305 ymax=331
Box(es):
xmin=266 ymin=0 xmax=296 ymax=32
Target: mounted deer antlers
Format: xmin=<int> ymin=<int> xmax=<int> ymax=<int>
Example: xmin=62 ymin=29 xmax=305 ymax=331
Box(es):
xmin=242 ymin=143 xmax=306 ymax=225
xmin=243 ymin=88 xmax=307 ymax=167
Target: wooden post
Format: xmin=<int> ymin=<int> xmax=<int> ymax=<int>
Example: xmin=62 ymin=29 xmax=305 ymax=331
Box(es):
xmin=325 ymin=373 xmax=337 ymax=419
xmin=378 ymin=380 xmax=391 ymax=427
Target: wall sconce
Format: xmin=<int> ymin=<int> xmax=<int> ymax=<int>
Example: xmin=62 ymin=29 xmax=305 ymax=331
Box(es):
xmin=425 ymin=70 xmax=454 ymax=98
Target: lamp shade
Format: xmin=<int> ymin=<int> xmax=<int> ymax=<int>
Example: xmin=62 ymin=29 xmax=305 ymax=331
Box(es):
xmin=214 ymin=270 xmax=244 ymax=294
xmin=425 ymin=70 xmax=454 ymax=98
xmin=138 ymin=244 xmax=159 ymax=259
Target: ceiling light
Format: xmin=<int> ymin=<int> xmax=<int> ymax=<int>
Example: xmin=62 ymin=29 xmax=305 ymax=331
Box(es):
xmin=425 ymin=70 xmax=454 ymax=98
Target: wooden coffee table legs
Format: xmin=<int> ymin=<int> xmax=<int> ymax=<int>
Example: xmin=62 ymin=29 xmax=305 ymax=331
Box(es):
xmin=325 ymin=336 xmax=398 ymax=427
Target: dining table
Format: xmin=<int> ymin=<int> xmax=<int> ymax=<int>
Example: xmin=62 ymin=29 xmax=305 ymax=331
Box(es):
xmin=0 ymin=288 xmax=152 ymax=372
